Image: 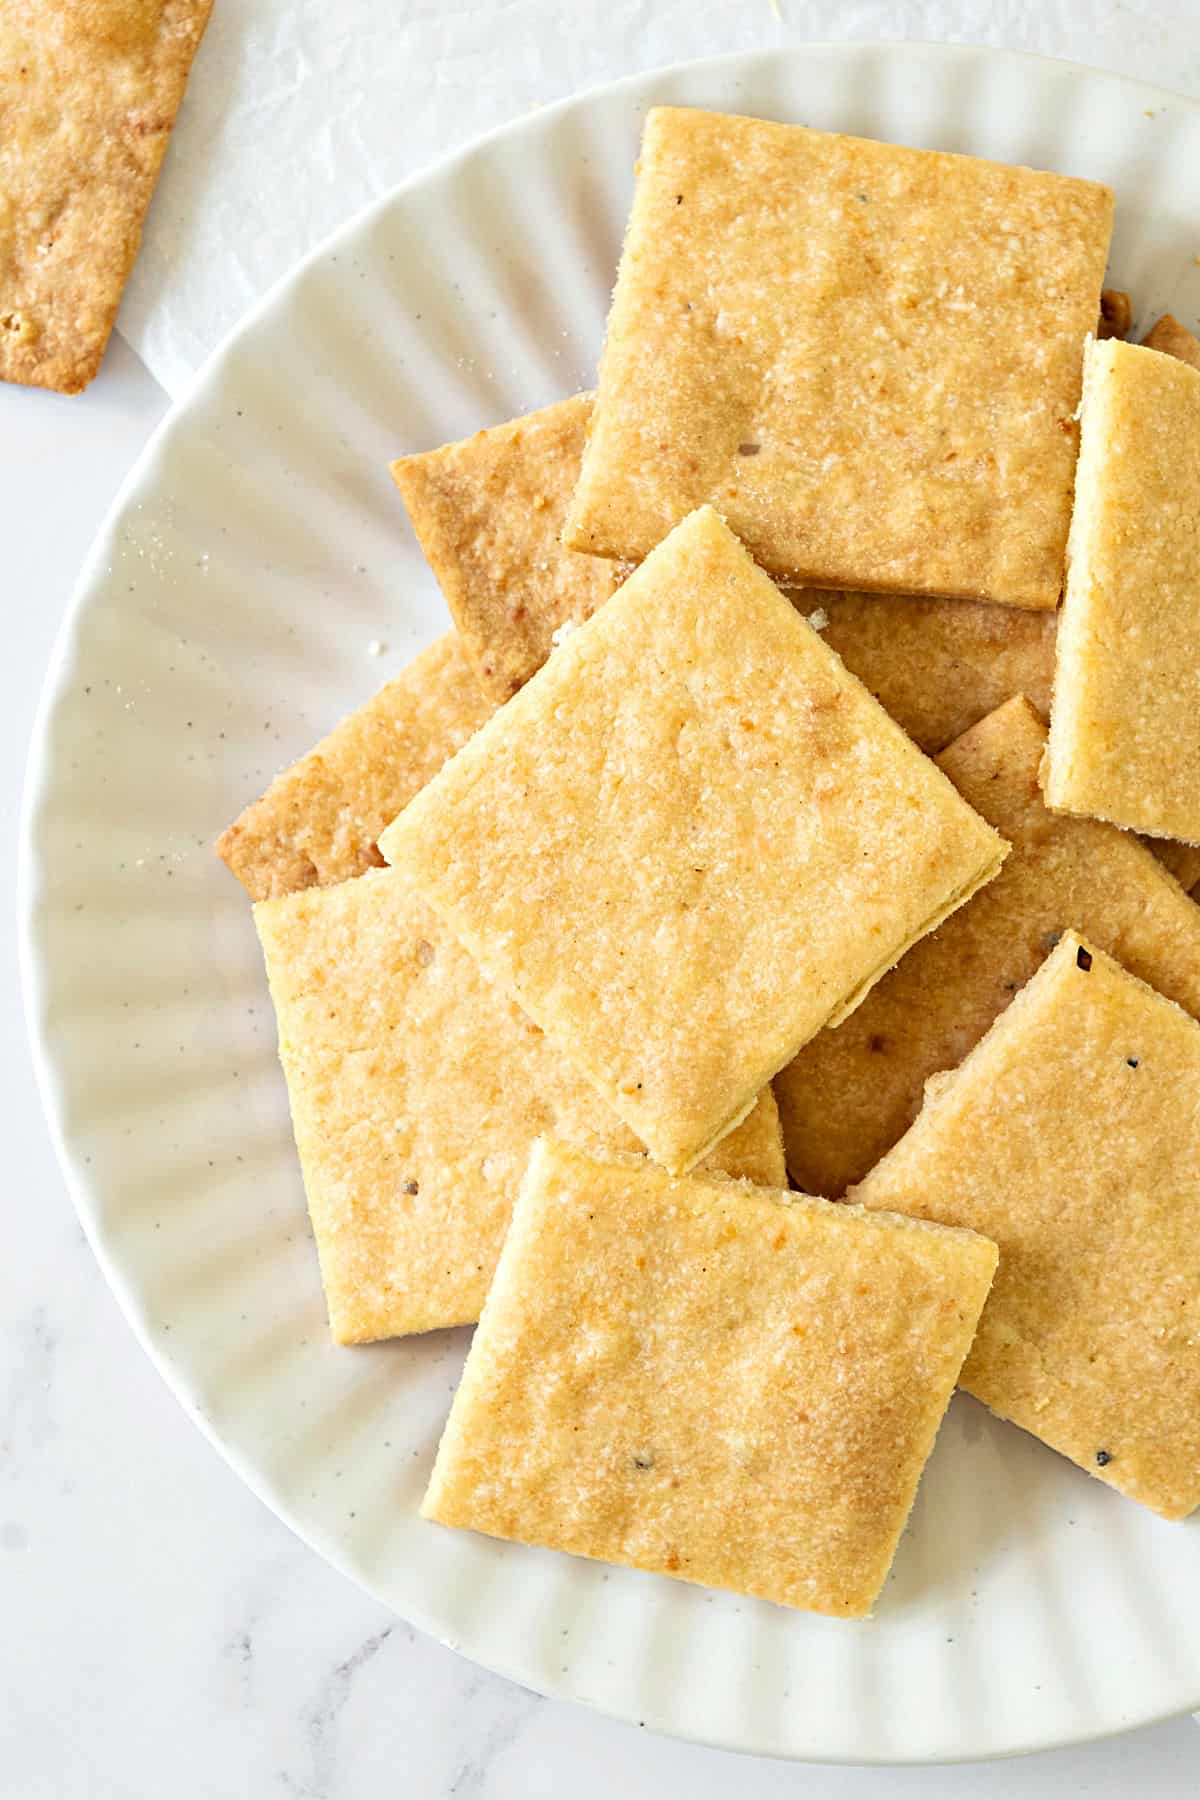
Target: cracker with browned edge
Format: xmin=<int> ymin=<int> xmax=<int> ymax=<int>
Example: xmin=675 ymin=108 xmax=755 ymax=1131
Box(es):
xmin=254 ymin=874 xmax=784 ymax=1343
xmin=216 ymin=633 xmax=493 ymax=901
xmin=424 ymin=1139 xmax=996 ymax=1615
xmin=565 ymin=107 xmax=1112 ymax=609
xmin=1142 ymin=312 xmax=1200 ymax=371
xmin=381 ymin=507 xmax=1006 ymax=1174
xmin=393 ymin=395 xmax=619 ymax=701
xmin=797 ymin=591 xmax=1200 ymax=888
xmin=777 ymin=696 xmax=1200 ymax=1195
xmin=1044 ymin=338 xmax=1200 ymax=843
xmin=0 ymin=0 xmax=213 ymax=393
xmin=801 ymin=588 xmax=1057 ymax=752
xmin=855 ymin=933 xmax=1200 ymax=1521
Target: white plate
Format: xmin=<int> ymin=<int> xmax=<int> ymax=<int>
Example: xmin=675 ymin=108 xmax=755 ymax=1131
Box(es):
xmin=21 ymin=43 xmax=1200 ymax=1764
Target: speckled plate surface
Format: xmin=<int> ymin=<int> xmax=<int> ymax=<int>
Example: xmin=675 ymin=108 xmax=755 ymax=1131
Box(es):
xmin=20 ymin=43 xmax=1200 ymax=1763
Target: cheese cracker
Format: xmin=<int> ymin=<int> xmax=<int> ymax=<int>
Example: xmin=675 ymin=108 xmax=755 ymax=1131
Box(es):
xmin=393 ymin=395 xmax=619 ymax=701
xmin=0 ymin=0 xmax=213 ymax=393
xmin=565 ymin=107 xmax=1112 ymax=608
xmin=254 ymin=873 xmax=784 ymax=1343
xmin=855 ymin=934 xmax=1200 ymax=1521
xmin=777 ymin=696 xmax=1200 ymax=1195
xmin=381 ymin=507 xmax=1006 ymax=1174
xmin=423 ymin=1138 xmax=996 ymax=1615
xmin=1043 ymin=338 xmax=1200 ymax=843
xmin=217 ymin=632 xmax=492 ymax=901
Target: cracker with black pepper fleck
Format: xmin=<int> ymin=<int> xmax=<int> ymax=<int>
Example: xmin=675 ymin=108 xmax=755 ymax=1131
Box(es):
xmin=565 ymin=107 xmax=1112 ymax=609
xmin=254 ymin=871 xmax=784 ymax=1343
xmin=423 ymin=1138 xmax=996 ymax=1616
xmin=777 ymin=696 xmax=1200 ymax=1195
xmin=854 ymin=932 xmax=1200 ymax=1521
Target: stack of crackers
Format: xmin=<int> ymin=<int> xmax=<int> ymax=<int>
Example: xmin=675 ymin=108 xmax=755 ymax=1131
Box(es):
xmin=219 ymin=109 xmax=1200 ymax=1619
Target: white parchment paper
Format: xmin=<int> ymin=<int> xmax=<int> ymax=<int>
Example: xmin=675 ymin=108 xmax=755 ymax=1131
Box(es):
xmin=121 ymin=1 xmax=1200 ymax=395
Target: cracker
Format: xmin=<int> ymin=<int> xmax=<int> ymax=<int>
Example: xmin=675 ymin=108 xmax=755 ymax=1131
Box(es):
xmin=1043 ymin=338 xmax=1200 ymax=843
xmin=0 ymin=0 xmax=213 ymax=394
xmin=854 ymin=933 xmax=1200 ymax=1521
xmin=393 ymin=395 xmax=620 ymax=701
xmin=254 ymin=872 xmax=783 ymax=1343
xmin=799 ymin=587 xmax=1057 ymax=753
xmin=1097 ymin=288 xmax=1132 ymax=339
xmin=776 ymin=696 xmax=1200 ymax=1195
xmin=1152 ymin=839 xmax=1200 ymax=891
xmin=423 ymin=1138 xmax=996 ymax=1615
xmin=797 ymin=591 xmax=1199 ymax=887
xmin=380 ymin=506 xmax=1006 ymax=1174
xmin=216 ymin=632 xmax=493 ymax=901
xmin=1142 ymin=312 xmax=1200 ymax=371
xmin=564 ymin=107 xmax=1112 ymax=609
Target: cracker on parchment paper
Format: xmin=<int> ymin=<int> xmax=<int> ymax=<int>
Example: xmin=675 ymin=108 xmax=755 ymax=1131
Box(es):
xmin=0 ymin=0 xmax=213 ymax=393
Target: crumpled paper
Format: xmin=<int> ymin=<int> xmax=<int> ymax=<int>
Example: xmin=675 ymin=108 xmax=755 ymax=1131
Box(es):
xmin=120 ymin=0 xmax=1200 ymax=397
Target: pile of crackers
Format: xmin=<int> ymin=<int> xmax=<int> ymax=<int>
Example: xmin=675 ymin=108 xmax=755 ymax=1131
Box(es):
xmin=219 ymin=110 xmax=1200 ymax=1619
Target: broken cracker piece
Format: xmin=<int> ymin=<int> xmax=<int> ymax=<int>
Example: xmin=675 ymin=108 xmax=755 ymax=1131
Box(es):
xmin=216 ymin=632 xmax=493 ymax=901
xmin=423 ymin=1138 xmax=996 ymax=1615
xmin=380 ymin=506 xmax=1006 ymax=1174
xmin=855 ymin=933 xmax=1200 ymax=1521
xmin=254 ymin=873 xmax=783 ymax=1342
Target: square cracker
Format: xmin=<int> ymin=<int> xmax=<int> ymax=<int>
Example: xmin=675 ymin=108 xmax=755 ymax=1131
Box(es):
xmin=216 ymin=632 xmax=493 ymax=901
xmin=0 ymin=0 xmax=213 ymax=394
xmin=854 ymin=932 xmax=1200 ymax=1521
xmin=776 ymin=695 xmax=1200 ymax=1196
xmin=1142 ymin=312 xmax=1200 ymax=371
xmin=564 ymin=107 xmax=1112 ymax=609
xmin=423 ymin=1138 xmax=997 ymax=1617
xmin=1043 ymin=337 xmax=1200 ymax=843
xmin=393 ymin=395 xmax=620 ymax=702
xmin=380 ymin=506 xmax=1006 ymax=1175
xmin=254 ymin=871 xmax=784 ymax=1343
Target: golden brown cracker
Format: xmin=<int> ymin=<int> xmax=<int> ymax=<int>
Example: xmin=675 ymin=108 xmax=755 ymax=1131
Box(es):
xmin=1097 ymin=287 xmax=1132 ymax=339
xmin=381 ymin=506 xmax=1006 ymax=1174
xmin=216 ymin=632 xmax=493 ymax=902
xmin=0 ymin=0 xmax=213 ymax=393
xmin=776 ymin=695 xmax=1200 ymax=1196
xmin=1142 ymin=311 xmax=1200 ymax=371
xmin=855 ymin=933 xmax=1200 ymax=1521
xmin=254 ymin=874 xmax=783 ymax=1343
xmin=565 ymin=107 xmax=1112 ymax=609
xmin=1044 ymin=338 xmax=1200 ymax=843
xmin=799 ymin=587 xmax=1057 ymax=753
xmin=424 ymin=1138 xmax=996 ymax=1615
xmin=393 ymin=395 xmax=619 ymax=701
